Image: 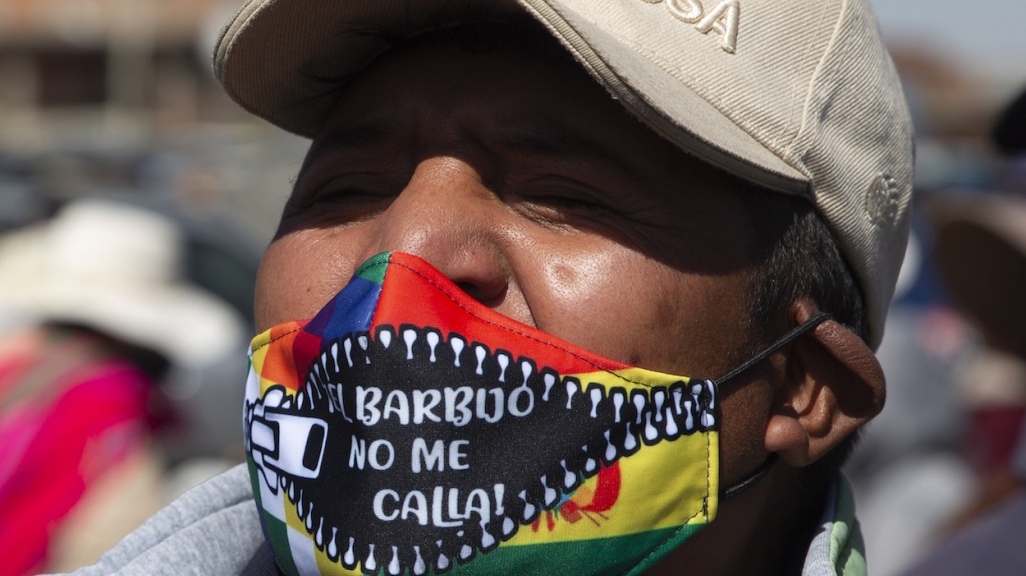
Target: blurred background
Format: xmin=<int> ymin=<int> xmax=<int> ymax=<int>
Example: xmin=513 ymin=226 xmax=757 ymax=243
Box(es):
xmin=0 ymin=0 xmax=1023 ymax=575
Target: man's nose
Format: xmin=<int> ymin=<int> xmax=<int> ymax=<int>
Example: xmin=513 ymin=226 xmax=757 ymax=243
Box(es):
xmin=360 ymin=156 xmax=517 ymax=310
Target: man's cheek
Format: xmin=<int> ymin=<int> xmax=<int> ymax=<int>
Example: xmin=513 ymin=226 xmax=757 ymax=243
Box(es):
xmin=254 ymin=232 xmax=354 ymax=331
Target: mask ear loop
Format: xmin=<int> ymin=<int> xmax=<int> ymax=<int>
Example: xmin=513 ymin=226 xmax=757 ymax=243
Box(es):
xmin=714 ymin=312 xmax=832 ymax=500
xmin=715 ymin=312 xmax=832 ymax=387
xmin=721 ymin=454 xmax=778 ymax=500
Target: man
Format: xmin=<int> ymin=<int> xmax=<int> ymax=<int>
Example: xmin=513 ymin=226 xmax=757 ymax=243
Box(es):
xmin=55 ymin=0 xmax=911 ymax=575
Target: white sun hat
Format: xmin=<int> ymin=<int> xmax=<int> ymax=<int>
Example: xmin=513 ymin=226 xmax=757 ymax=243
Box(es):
xmin=0 ymin=199 xmax=245 ymax=366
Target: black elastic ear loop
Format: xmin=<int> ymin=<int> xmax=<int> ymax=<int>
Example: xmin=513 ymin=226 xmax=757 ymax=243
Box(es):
xmin=715 ymin=312 xmax=832 ymax=387
xmin=722 ymin=454 xmax=778 ymax=500
xmin=714 ymin=312 xmax=831 ymax=501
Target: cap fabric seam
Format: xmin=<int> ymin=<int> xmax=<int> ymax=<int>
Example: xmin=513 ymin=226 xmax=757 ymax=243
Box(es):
xmin=780 ymin=0 xmax=834 ymax=159
xmin=786 ymin=0 xmax=849 ymax=157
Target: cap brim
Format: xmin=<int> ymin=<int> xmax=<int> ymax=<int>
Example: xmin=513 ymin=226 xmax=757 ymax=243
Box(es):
xmin=214 ymin=0 xmax=809 ymax=196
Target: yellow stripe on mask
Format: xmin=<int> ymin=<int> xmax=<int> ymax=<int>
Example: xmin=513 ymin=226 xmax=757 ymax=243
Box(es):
xmin=504 ymin=431 xmax=718 ymax=546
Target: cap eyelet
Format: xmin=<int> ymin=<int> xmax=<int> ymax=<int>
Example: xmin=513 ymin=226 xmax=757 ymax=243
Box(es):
xmin=866 ymin=174 xmax=899 ymax=225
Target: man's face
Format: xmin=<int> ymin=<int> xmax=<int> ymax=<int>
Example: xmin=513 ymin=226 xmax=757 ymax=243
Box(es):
xmin=256 ymin=40 xmax=771 ymax=487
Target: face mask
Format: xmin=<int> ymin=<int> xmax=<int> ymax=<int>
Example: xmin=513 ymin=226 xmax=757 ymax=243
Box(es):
xmin=244 ymin=252 xmax=826 ymax=576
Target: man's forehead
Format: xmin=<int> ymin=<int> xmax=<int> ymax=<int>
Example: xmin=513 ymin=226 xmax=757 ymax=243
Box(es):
xmin=303 ymin=40 xmax=726 ymax=200
xmin=286 ymin=40 xmax=752 ymax=275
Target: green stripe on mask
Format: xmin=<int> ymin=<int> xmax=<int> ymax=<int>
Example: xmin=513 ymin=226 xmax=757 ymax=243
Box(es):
xmin=436 ymin=524 xmax=704 ymax=576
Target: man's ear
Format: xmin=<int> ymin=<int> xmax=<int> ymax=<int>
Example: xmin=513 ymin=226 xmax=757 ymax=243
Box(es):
xmin=763 ymin=299 xmax=886 ymax=467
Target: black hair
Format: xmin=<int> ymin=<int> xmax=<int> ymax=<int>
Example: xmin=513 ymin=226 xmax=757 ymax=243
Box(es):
xmin=741 ymin=185 xmax=868 ymax=346
xmin=738 ymin=182 xmax=867 ymax=517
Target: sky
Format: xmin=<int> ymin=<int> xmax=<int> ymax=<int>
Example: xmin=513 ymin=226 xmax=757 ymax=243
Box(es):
xmin=870 ymin=0 xmax=1026 ymax=92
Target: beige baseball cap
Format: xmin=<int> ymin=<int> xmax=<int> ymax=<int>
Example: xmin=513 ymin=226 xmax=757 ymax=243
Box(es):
xmin=213 ymin=0 xmax=913 ymax=348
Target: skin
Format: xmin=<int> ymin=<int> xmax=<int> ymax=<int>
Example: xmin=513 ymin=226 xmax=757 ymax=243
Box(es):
xmin=256 ymin=40 xmax=886 ymax=575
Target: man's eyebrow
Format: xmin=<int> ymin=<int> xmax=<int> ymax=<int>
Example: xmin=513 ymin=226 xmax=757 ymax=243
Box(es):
xmin=305 ymin=118 xmax=401 ymax=160
xmin=290 ymin=118 xmax=402 ymax=191
xmin=489 ymin=126 xmax=643 ymax=179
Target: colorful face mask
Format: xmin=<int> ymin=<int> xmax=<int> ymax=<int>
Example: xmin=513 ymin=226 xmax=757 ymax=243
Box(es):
xmin=244 ymin=252 xmax=825 ymax=576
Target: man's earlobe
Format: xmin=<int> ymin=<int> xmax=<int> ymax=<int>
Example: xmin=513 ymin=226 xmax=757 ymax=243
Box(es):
xmin=764 ymin=300 xmax=886 ymax=467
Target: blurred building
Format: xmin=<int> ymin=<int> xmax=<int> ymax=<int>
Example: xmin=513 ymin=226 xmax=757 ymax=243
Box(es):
xmin=0 ymin=0 xmax=235 ymax=130
xmin=0 ymin=0 xmax=307 ymax=244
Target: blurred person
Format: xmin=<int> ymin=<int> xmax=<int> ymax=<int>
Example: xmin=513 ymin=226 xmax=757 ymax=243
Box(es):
xmin=897 ymin=84 xmax=1026 ymax=574
xmin=48 ymin=0 xmax=914 ymax=575
xmin=896 ymin=193 xmax=1026 ymax=575
xmin=0 ymin=199 xmax=245 ymax=575
xmin=841 ymin=209 xmax=976 ymax=576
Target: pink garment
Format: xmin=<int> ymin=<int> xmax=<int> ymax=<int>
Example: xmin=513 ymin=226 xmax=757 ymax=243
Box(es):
xmin=0 ymin=331 xmax=152 ymax=576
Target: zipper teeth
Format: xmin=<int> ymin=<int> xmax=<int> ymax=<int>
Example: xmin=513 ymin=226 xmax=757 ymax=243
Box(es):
xmin=247 ymin=324 xmax=717 ymax=574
